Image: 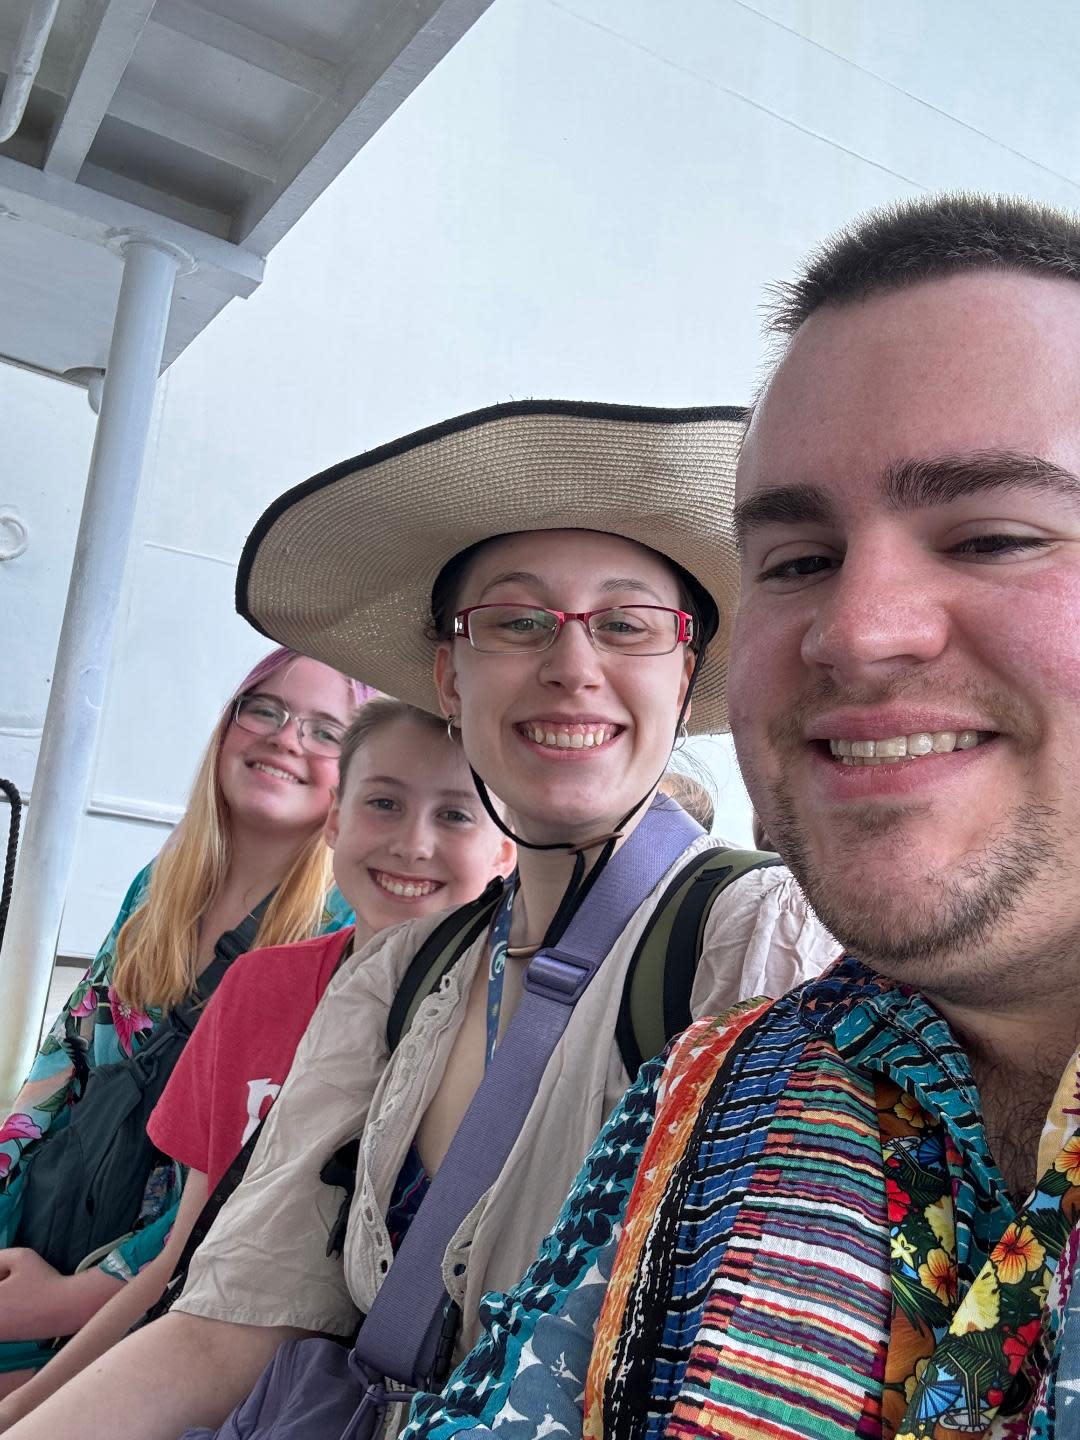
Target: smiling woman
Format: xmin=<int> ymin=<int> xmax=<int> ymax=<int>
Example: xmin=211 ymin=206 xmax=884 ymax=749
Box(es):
xmin=0 ymin=647 xmax=369 ymax=1394
xmin=1 ymin=402 xmax=839 ymax=1440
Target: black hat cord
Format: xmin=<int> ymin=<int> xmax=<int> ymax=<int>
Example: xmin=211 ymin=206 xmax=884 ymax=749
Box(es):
xmin=468 ymin=647 xmax=705 ymax=950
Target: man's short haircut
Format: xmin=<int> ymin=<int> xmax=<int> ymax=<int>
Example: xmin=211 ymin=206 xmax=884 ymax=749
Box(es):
xmin=767 ymin=192 xmax=1080 ymax=337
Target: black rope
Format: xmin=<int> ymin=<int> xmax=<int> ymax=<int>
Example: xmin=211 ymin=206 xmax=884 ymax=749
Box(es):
xmin=0 ymin=779 xmax=23 ymax=952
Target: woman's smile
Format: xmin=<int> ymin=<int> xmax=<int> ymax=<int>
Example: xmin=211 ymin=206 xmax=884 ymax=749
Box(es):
xmin=513 ymin=719 xmax=623 ymax=754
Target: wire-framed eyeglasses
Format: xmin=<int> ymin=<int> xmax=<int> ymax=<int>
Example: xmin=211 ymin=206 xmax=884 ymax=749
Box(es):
xmin=232 ymin=695 xmax=346 ymax=756
xmin=453 ymin=604 xmax=694 ymax=655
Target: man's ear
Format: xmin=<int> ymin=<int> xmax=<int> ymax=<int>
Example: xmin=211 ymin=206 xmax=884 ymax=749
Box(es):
xmin=324 ymin=791 xmax=341 ymax=851
xmin=433 ymin=642 xmax=461 ymax=719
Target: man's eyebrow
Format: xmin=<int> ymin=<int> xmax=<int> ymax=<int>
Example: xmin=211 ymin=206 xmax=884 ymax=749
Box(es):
xmin=733 ymin=484 xmax=839 ymax=550
xmin=884 ymin=451 xmax=1080 ymax=511
xmin=733 ymin=452 xmax=1080 ymax=551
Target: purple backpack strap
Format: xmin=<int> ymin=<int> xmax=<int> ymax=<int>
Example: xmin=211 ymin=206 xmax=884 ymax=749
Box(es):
xmin=352 ymin=794 xmax=703 ymax=1388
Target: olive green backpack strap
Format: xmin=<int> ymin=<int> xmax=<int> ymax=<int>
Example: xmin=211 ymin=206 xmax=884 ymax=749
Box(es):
xmin=385 ymin=876 xmax=507 ymax=1053
xmin=615 ymin=846 xmax=781 ymax=1080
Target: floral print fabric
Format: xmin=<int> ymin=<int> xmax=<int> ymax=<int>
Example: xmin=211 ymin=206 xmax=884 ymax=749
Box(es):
xmin=0 ymin=866 xmax=158 ymax=1235
xmin=0 ymin=864 xmax=354 ymax=1368
xmin=880 ymin=1075 xmax=1078 ymax=1438
xmin=883 ymin=1056 xmax=1080 ymax=1440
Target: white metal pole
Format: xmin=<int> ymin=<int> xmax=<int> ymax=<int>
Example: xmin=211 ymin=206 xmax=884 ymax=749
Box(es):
xmin=0 ymin=238 xmax=181 ymax=1108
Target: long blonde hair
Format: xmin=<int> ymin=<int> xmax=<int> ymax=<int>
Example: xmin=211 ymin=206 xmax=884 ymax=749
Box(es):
xmin=112 ymin=649 xmax=372 ymax=1014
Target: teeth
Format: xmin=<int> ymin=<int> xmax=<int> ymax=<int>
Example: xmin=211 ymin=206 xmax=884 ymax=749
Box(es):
xmin=874 ymin=737 xmax=907 ymax=758
xmin=827 ymin=730 xmax=990 ymax=766
xmin=524 ymin=724 xmax=614 ymax=750
xmin=252 ymin=763 xmax=300 ymax=783
xmin=373 ymin=872 xmax=440 ymax=899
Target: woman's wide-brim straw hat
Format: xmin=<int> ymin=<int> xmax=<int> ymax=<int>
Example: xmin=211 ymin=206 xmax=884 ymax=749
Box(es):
xmin=237 ymin=399 xmax=746 ymax=735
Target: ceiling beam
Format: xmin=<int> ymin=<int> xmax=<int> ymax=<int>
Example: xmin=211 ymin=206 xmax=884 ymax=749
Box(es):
xmin=107 ymin=87 xmax=278 ymax=179
xmin=43 ymin=0 xmax=157 ymax=180
xmin=237 ymin=0 xmax=494 ymax=251
xmin=78 ymin=160 xmax=231 ymax=236
xmin=148 ymin=0 xmax=340 ymax=99
xmin=0 ymin=150 xmax=264 ymax=295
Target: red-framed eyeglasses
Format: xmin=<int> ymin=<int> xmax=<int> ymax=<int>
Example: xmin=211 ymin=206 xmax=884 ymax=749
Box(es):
xmin=453 ymin=604 xmax=694 ymax=655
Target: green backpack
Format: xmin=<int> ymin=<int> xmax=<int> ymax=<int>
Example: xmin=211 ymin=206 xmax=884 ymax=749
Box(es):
xmin=387 ymin=844 xmax=780 ymax=1080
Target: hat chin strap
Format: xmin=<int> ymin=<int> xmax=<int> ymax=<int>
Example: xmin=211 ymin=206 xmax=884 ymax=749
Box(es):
xmin=471 ymin=649 xmax=705 ymax=948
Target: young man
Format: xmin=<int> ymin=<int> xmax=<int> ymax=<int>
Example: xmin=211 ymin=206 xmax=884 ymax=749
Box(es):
xmin=405 ymin=193 xmax=1080 ymax=1440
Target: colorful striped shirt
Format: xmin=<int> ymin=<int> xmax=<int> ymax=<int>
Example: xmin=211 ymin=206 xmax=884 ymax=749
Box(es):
xmin=404 ymin=957 xmax=1080 ymax=1440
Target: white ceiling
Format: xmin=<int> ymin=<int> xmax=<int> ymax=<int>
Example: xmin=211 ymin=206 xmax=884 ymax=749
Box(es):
xmin=0 ymin=0 xmax=493 ymax=379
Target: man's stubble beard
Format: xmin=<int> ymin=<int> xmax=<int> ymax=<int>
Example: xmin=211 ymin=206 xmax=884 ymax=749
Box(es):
xmin=767 ymin=779 xmax=1064 ymax=998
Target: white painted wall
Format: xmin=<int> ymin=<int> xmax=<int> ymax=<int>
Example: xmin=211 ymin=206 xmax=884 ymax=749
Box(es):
xmin=4 ymin=0 xmax=1080 ymax=956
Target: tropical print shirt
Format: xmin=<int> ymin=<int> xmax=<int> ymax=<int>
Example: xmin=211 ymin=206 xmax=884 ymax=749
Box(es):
xmin=0 ymin=864 xmax=354 ymax=1280
xmin=404 ymin=958 xmax=1080 ymax=1440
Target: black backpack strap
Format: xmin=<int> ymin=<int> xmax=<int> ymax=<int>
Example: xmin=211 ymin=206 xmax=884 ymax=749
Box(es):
xmin=136 ymin=1118 xmax=267 ymax=1328
xmin=62 ymin=1027 xmax=92 ymax=1099
xmin=320 ymin=1138 xmax=361 ymax=1258
xmin=616 ymin=847 xmax=781 ymax=1079
xmin=170 ymin=893 xmax=273 ymax=1036
xmin=385 ymin=877 xmax=506 ymax=1052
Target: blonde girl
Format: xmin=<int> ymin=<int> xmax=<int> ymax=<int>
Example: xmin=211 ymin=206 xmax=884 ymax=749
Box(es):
xmin=0 ymin=647 xmax=367 ymax=1390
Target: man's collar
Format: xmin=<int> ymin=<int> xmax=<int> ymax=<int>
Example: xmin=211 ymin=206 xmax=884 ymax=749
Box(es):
xmin=796 ymin=955 xmax=989 ymax=1158
xmin=794 ymin=954 xmax=1080 ymax=1220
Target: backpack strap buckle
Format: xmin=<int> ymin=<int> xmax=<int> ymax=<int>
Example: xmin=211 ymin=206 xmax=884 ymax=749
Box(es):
xmin=523 ymin=948 xmax=594 ymax=1005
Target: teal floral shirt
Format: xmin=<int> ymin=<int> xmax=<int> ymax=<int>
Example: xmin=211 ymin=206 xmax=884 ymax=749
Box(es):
xmin=0 ymin=865 xmax=354 ymax=1286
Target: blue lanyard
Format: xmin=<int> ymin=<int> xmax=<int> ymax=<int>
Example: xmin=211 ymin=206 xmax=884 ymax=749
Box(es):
xmin=485 ymin=880 xmax=516 ymax=1067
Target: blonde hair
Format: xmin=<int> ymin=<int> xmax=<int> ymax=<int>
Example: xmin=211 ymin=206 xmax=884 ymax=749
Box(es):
xmin=111 ymin=649 xmax=367 ymax=1014
xmin=337 ymin=697 xmax=448 ymax=794
xmin=658 ymin=768 xmax=715 ymax=831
